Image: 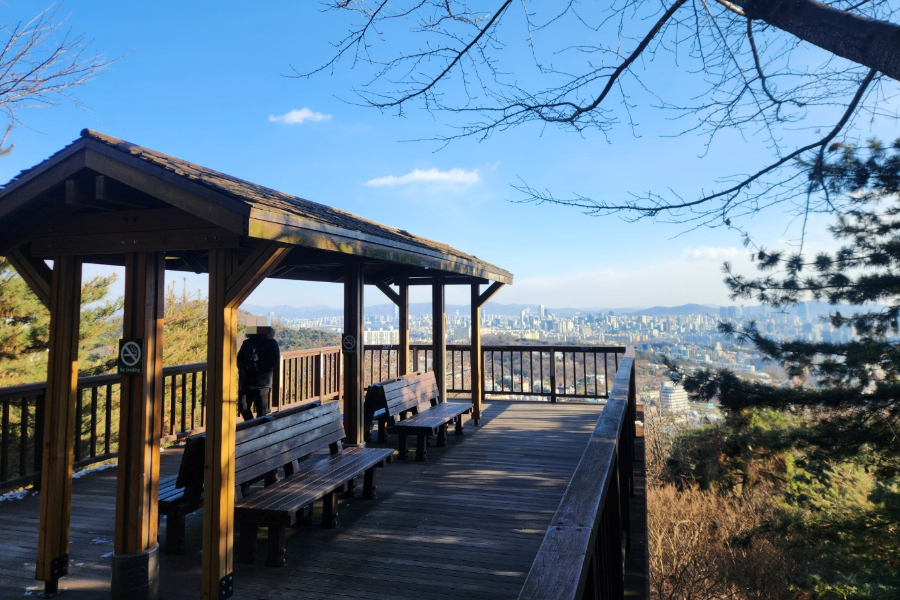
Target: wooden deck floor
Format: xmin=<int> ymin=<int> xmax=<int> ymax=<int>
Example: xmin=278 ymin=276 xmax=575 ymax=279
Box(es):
xmin=0 ymin=401 xmax=607 ymax=600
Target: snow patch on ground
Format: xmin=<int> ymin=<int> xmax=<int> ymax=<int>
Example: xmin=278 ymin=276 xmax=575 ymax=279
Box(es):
xmin=0 ymin=488 xmax=29 ymax=503
xmin=73 ymin=461 xmax=117 ymax=479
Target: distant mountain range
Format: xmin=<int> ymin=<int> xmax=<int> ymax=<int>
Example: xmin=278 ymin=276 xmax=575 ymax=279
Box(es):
xmin=629 ymin=304 xmax=719 ymax=317
xmin=243 ymin=300 xmax=878 ymax=322
xmin=243 ymin=302 xmax=722 ymax=320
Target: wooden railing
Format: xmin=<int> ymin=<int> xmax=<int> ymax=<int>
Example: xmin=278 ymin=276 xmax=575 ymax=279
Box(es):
xmin=518 ymin=347 xmax=638 ymax=600
xmin=0 ymin=343 xmax=624 ymax=489
xmin=0 ymin=348 xmax=343 ymax=489
xmin=364 ymin=344 xmax=626 ymax=401
xmin=278 ymin=347 xmax=342 ymax=407
xmin=0 ymin=363 xmax=207 ymax=490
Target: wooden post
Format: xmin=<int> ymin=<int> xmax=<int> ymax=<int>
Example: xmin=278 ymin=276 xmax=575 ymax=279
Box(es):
xmin=343 ymin=263 xmax=364 ymax=446
xmin=470 ymin=284 xmax=483 ymax=425
xmin=376 ymin=278 xmax=409 ymax=376
xmin=432 ymin=277 xmax=446 ymax=403
xmin=315 ymin=352 xmax=324 ymax=399
xmin=398 ymin=278 xmax=409 ymax=376
xmin=202 ymin=248 xmax=238 ymax=600
xmin=112 ymin=252 xmax=164 ymax=599
xmin=201 ymin=242 xmax=290 ymax=600
xmin=469 ymin=281 xmax=502 ymax=423
xmin=35 ymin=256 xmax=82 ymax=595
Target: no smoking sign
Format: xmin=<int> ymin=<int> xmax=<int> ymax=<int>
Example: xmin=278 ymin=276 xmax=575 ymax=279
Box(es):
xmin=118 ymin=338 xmax=144 ymax=375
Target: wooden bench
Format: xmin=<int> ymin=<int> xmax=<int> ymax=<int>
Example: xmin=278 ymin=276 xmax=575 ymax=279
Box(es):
xmin=157 ymin=401 xmax=321 ymax=555
xmin=234 ymin=401 xmax=393 ymax=567
xmin=364 ymin=371 xmax=472 ymax=461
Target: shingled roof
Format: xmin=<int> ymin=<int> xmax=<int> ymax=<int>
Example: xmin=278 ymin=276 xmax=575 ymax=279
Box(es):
xmin=0 ymin=130 xmax=513 ymax=284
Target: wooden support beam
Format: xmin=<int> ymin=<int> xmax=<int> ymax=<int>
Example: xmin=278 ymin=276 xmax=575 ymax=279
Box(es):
xmin=375 ymin=281 xmax=401 ymax=306
xmin=31 ymin=228 xmax=240 ymax=257
xmin=112 ymin=252 xmax=164 ymax=598
xmin=35 ymin=256 xmax=82 ymax=595
xmin=470 ymin=284 xmax=483 ymax=425
xmin=343 ymin=263 xmax=364 ymax=446
xmin=405 ymin=275 xmax=491 ymax=286
xmin=477 ymin=281 xmax=504 ymax=307
xmin=432 ymin=277 xmax=446 ymax=403
xmin=7 ymin=249 xmax=51 ymax=308
xmin=202 ymin=249 xmax=239 ymax=600
xmin=225 ymin=241 xmax=291 ymax=308
xmin=398 ymin=279 xmax=409 ymax=376
xmin=65 ymin=178 xmax=133 ymax=211
xmin=375 ymin=279 xmax=409 ymax=374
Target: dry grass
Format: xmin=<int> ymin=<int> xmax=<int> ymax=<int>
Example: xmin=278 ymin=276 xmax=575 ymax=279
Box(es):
xmin=648 ymin=484 xmax=803 ymax=600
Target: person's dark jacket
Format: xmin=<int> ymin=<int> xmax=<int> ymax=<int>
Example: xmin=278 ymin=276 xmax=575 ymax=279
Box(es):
xmin=237 ymin=333 xmax=280 ymax=389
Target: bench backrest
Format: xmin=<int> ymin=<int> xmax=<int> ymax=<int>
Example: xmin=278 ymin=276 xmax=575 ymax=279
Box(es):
xmin=173 ymin=400 xmax=331 ymax=498
xmin=364 ymin=371 xmax=439 ymax=422
xmin=234 ymin=401 xmax=344 ymax=486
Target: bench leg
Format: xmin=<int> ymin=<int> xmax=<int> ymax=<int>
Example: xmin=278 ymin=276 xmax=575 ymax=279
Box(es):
xmin=437 ymin=424 xmax=448 ymax=447
xmin=455 ymin=414 xmax=464 ymax=436
xmin=363 ymin=467 xmax=377 ymax=499
xmin=264 ymin=470 xmax=278 ymax=486
xmin=293 ymin=504 xmax=313 ymax=527
xmin=238 ymin=521 xmax=258 ymax=564
xmin=165 ymin=513 xmax=186 ymax=555
xmin=399 ymin=434 xmax=409 ymax=460
xmin=378 ymin=419 xmax=387 ymax=443
xmin=266 ymin=526 xmax=287 ymax=567
xmin=343 ymin=477 xmax=356 ymax=498
xmin=322 ymin=491 xmax=338 ymax=528
xmin=416 ymin=435 xmax=427 ymax=461
xmin=284 ymin=461 xmax=295 ymax=477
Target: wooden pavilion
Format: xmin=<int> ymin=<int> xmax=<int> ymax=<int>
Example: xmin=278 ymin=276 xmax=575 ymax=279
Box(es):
xmin=0 ymin=130 xmax=512 ymax=599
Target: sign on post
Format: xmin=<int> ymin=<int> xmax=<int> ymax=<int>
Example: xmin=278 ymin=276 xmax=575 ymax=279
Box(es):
xmin=118 ymin=338 xmax=144 ymax=375
xmin=341 ymin=334 xmax=357 ymax=354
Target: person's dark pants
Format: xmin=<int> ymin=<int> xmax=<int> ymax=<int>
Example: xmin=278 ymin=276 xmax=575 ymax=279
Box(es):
xmin=239 ymin=387 xmax=271 ymax=421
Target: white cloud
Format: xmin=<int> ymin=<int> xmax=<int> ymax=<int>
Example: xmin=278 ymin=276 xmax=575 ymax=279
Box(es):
xmin=363 ymin=168 xmax=480 ymax=187
xmin=268 ymin=108 xmax=332 ymax=125
xmin=682 ymin=246 xmax=741 ymax=262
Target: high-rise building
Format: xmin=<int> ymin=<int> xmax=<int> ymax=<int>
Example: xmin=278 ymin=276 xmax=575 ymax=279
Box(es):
xmin=539 ymin=304 xmax=545 ymax=319
xmin=660 ymin=381 xmax=690 ymax=413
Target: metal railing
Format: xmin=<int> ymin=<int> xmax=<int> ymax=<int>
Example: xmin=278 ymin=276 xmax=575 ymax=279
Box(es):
xmin=518 ymin=347 xmax=638 ymax=600
xmin=364 ymin=343 xmax=625 ymax=401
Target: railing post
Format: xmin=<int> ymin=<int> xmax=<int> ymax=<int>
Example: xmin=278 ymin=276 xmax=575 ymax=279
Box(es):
xmin=33 ymin=392 xmax=44 ymax=489
xmin=315 ymin=352 xmax=324 ymax=399
xmin=550 ymin=350 xmax=558 ymax=403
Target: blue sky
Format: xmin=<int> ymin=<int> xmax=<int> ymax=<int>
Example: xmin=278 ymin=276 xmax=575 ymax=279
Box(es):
xmin=2 ymin=2 xmax=895 ymax=309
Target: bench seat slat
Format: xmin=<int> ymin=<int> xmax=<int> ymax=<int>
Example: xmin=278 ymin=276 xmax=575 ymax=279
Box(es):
xmin=235 ymin=448 xmax=392 ymax=515
xmin=391 ymin=401 xmax=472 ymax=433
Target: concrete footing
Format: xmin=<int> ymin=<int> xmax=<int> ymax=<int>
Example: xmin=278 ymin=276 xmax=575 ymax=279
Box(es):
xmin=110 ymin=544 xmax=159 ymax=600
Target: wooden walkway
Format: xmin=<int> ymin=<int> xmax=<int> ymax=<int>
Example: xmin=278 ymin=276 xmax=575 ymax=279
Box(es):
xmin=0 ymin=401 xmax=606 ymax=600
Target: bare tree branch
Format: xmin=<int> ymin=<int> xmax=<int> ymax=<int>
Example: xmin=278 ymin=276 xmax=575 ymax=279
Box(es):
xmin=0 ymin=4 xmax=109 ymax=153
xmin=304 ymin=0 xmax=900 ymax=228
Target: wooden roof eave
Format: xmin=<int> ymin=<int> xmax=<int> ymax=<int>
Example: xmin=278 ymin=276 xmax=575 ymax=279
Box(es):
xmin=249 ymin=210 xmax=514 ymax=285
xmin=0 ymin=141 xmax=86 ymax=223
xmin=82 ymin=141 xmax=248 ymax=235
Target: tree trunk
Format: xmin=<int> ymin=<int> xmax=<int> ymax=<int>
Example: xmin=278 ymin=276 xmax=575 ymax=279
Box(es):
xmin=735 ymin=0 xmax=900 ymax=81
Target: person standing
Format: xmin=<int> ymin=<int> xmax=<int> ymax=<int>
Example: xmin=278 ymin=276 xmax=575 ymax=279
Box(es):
xmin=237 ymin=321 xmax=280 ymax=420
